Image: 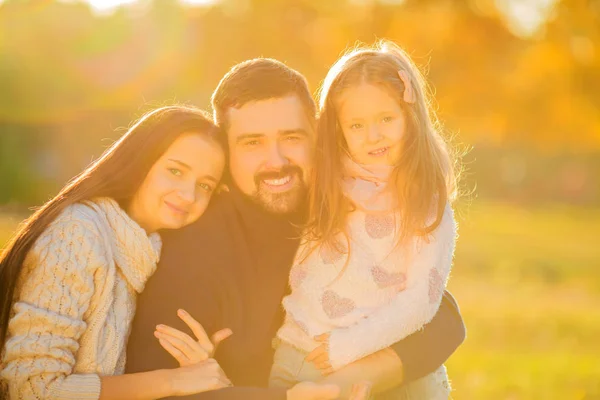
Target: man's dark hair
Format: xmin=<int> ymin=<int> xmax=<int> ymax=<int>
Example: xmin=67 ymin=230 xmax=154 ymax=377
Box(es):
xmin=211 ymin=58 xmax=316 ymax=132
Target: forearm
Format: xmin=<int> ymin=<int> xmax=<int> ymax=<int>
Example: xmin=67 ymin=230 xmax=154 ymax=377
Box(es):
xmin=390 ymin=290 xmax=465 ymax=382
xmin=160 ymin=386 xmax=287 ymax=400
xmin=320 ymin=347 xmax=403 ymax=398
xmin=100 ymin=370 xmax=176 ymax=400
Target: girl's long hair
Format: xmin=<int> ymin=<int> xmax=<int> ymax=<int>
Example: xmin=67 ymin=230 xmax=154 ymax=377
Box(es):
xmin=0 ymin=105 xmax=222 ymax=346
xmin=305 ymin=40 xmax=460 ymax=251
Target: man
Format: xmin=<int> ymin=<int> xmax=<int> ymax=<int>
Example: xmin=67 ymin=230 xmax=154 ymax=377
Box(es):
xmin=126 ymin=58 xmax=466 ymax=399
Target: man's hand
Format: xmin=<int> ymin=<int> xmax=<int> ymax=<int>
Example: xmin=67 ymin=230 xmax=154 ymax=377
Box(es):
xmin=155 ymin=308 xmax=233 ymax=367
xmin=286 ymin=382 xmax=340 ymax=400
xmin=305 ymin=333 xmax=333 ymax=375
xmin=348 ymin=381 xmax=372 ymax=400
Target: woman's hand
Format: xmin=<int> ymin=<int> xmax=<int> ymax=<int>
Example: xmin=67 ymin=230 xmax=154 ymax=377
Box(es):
xmin=155 ymin=309 xmax=233 ymax=367
xmin=305 ymin=333 xmax=333 ymax=375
xmin=170 ymin=358 xmax=232 ymax=396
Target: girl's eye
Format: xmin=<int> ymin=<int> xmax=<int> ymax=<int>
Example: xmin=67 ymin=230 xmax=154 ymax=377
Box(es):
xmin=350 ymin=123 xmax=363 ymax=130
xmin=197 ymin=183 xmax=213 ymax=192
xmin=169 ymin=168 xmax=182 ymax=177
xmin=382 ymin=116 xmax=394 ymax=123
xmin=245 ymin=140 xmax=260 ymax=147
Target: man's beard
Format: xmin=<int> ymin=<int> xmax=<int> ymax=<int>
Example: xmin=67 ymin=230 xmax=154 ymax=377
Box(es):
xmin=252 ymin=165 xmax=307 ymax=214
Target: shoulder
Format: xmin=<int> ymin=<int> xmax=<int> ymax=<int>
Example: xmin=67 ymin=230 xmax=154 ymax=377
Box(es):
xmin=32 ymin=201 xmax=109 ymax=260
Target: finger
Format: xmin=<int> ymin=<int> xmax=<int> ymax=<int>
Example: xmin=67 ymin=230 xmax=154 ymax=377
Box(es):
xmin=305 ymin=345 xmax=326 ymax=362
xmin=314 ymin=333 xmax=330 ymax=342
xmin=155 ymin=330 xmax=206 ymax=361
xmin=156 ymin=324 xmax=198 ymax=351
xmin=157 ymin=337 xmax=188 ymax=365
xmin=315 ymin=360 xmax=332 ymax=371
xmin=211 ymin=328 xmax=233 ymax=353
xmin=177 ymin=309 xmax=214 ymax=352
xmin=313 ymin=353 xmax=330 ymax=364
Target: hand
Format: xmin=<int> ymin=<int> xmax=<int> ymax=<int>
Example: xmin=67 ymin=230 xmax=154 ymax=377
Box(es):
xmin=348 ymin=381 xmax=372 ymax=400
xmin=155 ymin=308 xmax=233 ymax=367
xmin=286 ymin=381 xmax=340 ymax=400
xmin=305 ymin=333 xmax=333 ymax=375
xmin=170 ymin=358 xmax=232 ymax=396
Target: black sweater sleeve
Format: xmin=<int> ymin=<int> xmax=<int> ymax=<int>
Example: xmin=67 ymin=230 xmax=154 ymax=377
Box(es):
xmin=390 ymin=290 xmax=466 ymax=382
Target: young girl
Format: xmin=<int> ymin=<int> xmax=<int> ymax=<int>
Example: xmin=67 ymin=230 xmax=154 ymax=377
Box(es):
xmin=0 ymin=106 xmax=230 ymax=399
xmin=269 ymin=41 xmax=459 ymax=399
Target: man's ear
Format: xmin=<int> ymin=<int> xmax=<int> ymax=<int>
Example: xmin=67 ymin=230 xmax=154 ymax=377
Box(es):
xmin=217 ymin=183 xmax=230 ymax=194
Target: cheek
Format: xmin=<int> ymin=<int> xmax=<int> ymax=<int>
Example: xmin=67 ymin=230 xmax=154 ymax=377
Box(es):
xmin=386 ymin=121 xmax=406 ymax=144
xmin=231 ymin=150 xmax=261 ymax=186
xmin=186 ymin=196 xmax=211 ymax=224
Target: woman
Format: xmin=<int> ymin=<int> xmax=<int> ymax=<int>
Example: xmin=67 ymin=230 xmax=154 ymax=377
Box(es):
xmin=0 ymin=105 xmax=229 ymax=399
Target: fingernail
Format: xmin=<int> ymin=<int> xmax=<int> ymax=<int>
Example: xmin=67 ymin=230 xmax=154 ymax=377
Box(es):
xmin=178 ymin=309 xmax=187 ymax=316
xmin=156 ymin=325 xmax=164 ymax=330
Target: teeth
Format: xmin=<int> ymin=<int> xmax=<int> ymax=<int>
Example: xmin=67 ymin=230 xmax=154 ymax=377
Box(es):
xmin=264 ymin=175 xmax=292 ymax=186
xmin=370 ymin=148 xmax=387 ymax=155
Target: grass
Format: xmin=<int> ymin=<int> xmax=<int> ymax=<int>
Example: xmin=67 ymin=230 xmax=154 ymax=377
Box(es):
xmin=447 ymin=201 xmax=600 ymax=399
xmin=1 ymin=201 xmax=599 ymax=399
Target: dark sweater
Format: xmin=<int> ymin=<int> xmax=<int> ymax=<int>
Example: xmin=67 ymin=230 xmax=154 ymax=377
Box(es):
xmin=125 ymin=187 xmax=466 ymax=399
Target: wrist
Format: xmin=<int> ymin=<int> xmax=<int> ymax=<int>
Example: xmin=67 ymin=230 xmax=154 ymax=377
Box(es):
xmin=163 ymin=368 xmax=184 ymax=397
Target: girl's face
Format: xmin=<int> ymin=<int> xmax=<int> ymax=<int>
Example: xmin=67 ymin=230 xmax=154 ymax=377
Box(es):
xmin=336 ymin=83 xmax=407 ymax=166
xmin=129 ymin=133 xmax=225 ymax=233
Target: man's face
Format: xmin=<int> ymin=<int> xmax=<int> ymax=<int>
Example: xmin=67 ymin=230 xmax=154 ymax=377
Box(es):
xmin=226 ymin=95 xmax=314 ymax=214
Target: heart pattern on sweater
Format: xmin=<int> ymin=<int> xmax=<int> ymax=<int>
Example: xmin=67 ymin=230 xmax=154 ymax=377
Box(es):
xmin=371 ymin=265 xmax=407 ymax=289
xmin=319 ymin=241 xmax=348 ymax=264
xmin=289 ymin=265 xmax=307 ymax=289
xmin=321 ymin=290 xmax=356 ymax=319
xmin=365 ymin=214 xmax=395 ymax=239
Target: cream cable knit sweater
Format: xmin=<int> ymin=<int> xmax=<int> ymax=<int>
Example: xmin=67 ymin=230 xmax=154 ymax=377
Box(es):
xmin=1 ymin=197 xmax=161 ymax=400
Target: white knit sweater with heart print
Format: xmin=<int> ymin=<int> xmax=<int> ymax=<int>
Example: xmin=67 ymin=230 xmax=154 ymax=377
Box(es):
xmin=0 ymin=198 xmax=161 ymax=400
xmin=276 ymin=202 xmax=456 ymax=371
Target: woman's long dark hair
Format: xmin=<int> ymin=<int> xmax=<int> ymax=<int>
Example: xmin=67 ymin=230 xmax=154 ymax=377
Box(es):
xmin=0 ymin=105 xmax=223 ymax=346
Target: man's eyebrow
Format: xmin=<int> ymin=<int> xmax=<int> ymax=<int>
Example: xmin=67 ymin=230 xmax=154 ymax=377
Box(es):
xmin=279 ymin=129 xmax=308 ymax=136
xmin=167 ymin=159 xmax=191 ymax=170
xmin=235 ymin=133 xmax=264 ymax=144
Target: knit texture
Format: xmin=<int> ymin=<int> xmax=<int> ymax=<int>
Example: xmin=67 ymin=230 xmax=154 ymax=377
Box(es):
xmin=1 ymin=197 xmax=161 ymax=400
xmin=277 ymin=202 xmax=456 ymax=371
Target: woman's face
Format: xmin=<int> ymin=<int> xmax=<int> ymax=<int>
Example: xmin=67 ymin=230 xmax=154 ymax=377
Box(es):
xmin=336 ymin=83 xmax=407 ymax=166
xmin=129 ymin=133 xmax=225 ymax=233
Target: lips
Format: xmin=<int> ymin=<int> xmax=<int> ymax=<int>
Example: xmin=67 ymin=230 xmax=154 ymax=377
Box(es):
xmin=165 ymin=201 xmax=189 ymax=215
xmin=368 ymin=147 xmax=389 ymax=157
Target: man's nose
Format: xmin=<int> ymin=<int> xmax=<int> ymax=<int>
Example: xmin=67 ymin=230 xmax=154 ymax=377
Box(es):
xmin=264 ymin=142 xmax=289 ymax=169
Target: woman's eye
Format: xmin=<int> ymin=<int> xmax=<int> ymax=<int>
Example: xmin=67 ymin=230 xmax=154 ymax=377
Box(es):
xmin=350 ymin=123 xmax=363 ymax=130
xmin=169 ymin=168 xmax=182 ymax=177
xmin=245 ymin=140 xmax=260 ymax=147
xmin=197 ymin=183 xmax=213 ymax=192
xmin=382 ymin=116 xmax=394 ymax=123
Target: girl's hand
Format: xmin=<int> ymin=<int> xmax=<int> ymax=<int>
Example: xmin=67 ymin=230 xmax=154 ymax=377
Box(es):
xmin=305 ymin=333 xmax=333 ymax=375
xmin=170 ymin=358 xmax=232 ymax=396
xmin=155 ymin=309 xmax=233 ymax=367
